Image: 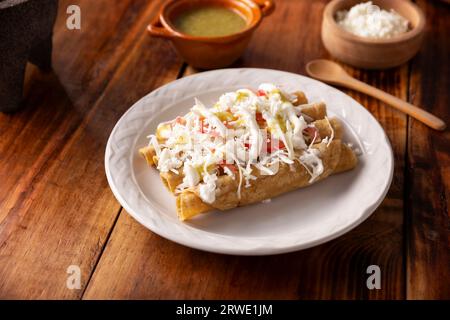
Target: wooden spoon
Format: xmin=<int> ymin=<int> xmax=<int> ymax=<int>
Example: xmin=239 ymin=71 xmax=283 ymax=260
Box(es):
xmin=306 ymin=59 xmax=446 ymax=131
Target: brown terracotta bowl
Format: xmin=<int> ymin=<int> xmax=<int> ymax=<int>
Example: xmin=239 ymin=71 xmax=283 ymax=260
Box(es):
xmin=147 ymin=0 xmax=275 ymax=69
xmin=322 ymin=0 xmax=426 ymax=69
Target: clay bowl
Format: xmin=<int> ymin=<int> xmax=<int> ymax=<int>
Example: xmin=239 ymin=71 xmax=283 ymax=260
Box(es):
xmin=147 ymin=0 xmax=275 ymax=69
xmin=322 ymin=0 xmax=426 ymax=69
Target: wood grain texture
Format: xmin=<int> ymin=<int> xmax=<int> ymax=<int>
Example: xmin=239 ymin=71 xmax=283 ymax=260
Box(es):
xmin=1 ymin=0 xmax=447 ymax=300
xmin=83 ymin=0 xmax=406 ymax=299
xmin=0 ymin=0 xmax=182 ymax=298
xmin=405 ymin=0 xmax=450 ymax=299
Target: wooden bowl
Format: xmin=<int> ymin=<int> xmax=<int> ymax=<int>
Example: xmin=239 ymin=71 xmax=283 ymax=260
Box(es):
xmin=322 ymin=0 xmax=426 ymax=69
xmin=147 ymin=0 xmax=275 ymax=70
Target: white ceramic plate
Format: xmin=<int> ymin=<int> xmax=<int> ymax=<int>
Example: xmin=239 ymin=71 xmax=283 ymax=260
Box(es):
xmin=105 ymin=68 xmax=393 ymax=255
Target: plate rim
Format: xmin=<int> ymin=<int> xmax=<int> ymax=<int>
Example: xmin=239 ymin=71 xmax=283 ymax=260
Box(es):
xmin=105 ymin=68 xmax=394 ymax=255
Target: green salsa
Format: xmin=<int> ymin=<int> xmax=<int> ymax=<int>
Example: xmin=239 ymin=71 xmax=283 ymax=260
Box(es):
xmin=173 ymin=6 xmax=247 ymax=37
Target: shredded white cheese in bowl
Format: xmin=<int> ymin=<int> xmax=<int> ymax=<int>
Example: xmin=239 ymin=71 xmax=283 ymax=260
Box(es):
xmin=335 ymin=1 xmax=410 ymax=39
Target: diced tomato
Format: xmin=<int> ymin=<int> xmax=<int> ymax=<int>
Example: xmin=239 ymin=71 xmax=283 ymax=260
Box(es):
xmin=199 ymin=119 xmax=209 ymax=133
xmin=244 ymin=142 xmax=250 ymax=149
xmin=175 ymin=116 xmax=186 ymax=125
xmin=257 ymin=90 xmax=267 ymax=97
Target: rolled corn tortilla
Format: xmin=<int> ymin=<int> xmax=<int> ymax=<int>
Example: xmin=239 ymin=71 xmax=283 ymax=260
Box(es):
xmin=176 ymin=140 xmax=357 ymax=220
xmin=313 ymin=117 xmax=343 ymax=141
xmin=160 ymin=170 xmax=183 ymax=193
xmin=140 ymin=115 xmax=341 ymax=168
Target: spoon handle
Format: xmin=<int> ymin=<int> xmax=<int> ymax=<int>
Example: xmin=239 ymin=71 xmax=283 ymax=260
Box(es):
xmin=344 ymin=77 xmax=446 ymax=131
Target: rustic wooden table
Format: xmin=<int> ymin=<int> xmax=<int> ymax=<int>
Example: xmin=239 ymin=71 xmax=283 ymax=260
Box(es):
xmin=0 ymin=0 xmax=448 ymax=299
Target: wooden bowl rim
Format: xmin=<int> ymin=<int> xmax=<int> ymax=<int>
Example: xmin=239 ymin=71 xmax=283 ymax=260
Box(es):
xmin=323 ymin=0 xmax=426 ymax=44
xmin=158 ymin=0 xmax=264 ymax=42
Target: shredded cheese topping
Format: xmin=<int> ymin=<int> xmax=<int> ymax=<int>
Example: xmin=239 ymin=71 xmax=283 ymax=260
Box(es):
xmin=148 ymin=84 xmax=329 ymax=204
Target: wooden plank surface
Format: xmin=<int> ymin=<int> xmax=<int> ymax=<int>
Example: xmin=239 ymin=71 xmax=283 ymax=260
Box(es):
xmin=406 ymin=0 xmax=450 ymax=299
xmin=0 ymin=0 xmax=448 ymax=300
xmin=83 ymin=0 xmax=407 ymax=299
xmin=0 ymin=0 xmax=182 ymax=298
